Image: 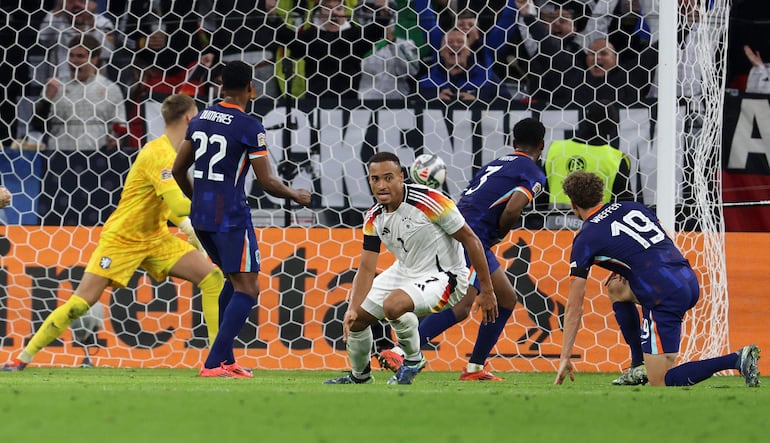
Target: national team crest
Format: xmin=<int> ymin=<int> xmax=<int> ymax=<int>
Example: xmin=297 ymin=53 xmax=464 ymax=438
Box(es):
xmin=99 ymin=256 xmax=112 ymax=269
xmin=532 ymin=182 xmax=543 ymax=197
xmin=567 ymin=156 xmax=587 ymax=172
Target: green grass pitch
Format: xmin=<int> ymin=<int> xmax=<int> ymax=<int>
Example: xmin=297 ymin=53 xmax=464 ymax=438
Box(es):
xmin=1 ymin=368 xmax=767 ymax=443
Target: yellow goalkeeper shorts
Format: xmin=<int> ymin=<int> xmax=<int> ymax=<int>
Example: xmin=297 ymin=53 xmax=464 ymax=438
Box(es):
xmin=85 ymin=233 xmax=196 ymax=288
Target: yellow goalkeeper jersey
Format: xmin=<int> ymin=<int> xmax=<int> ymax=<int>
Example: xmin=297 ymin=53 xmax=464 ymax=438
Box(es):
xmin=100 ymin=135 xmax=180 ymax=244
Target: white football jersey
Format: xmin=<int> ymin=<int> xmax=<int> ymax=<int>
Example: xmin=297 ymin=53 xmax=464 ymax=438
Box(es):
xmin=363 ymin=184 xmax=467 ymax=278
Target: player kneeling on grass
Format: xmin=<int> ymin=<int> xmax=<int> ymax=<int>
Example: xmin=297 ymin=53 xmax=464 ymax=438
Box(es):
xmin=380 ymin=117 xmax=547 ymax=381
xmin=2 ymin=94 xmax=224 ymax=372
xmin=324 ymin=152 xmax=496 ymax=385
xmin=554 ymin=171 xmax=760 ymax=387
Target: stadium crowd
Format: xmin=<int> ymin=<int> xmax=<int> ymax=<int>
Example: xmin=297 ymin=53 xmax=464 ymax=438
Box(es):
xmin=1 ymin=0 xmax=766 ymax=150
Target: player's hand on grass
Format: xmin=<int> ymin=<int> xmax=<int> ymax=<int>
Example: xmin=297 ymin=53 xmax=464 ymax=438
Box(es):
xmin=474 ymin=289 xmax=498 ymax=325
xmin=554 ymin=359 xmax=575 ymax=385
xmin=0 ymin=185 xmax=11 ymax=209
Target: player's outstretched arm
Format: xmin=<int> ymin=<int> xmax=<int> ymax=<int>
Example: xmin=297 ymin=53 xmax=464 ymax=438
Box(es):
xmin=554 ymin=277 xmax=587 ymax=385
xmin=0 ymin=185 xmax=10 ymax=209
xmin=249 ymin=156 xmax=311 ymax=206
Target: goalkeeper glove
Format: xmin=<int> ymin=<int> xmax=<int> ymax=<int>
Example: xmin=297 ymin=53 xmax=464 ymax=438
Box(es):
xmin=178 ymin=218 xmax=204 ymax=253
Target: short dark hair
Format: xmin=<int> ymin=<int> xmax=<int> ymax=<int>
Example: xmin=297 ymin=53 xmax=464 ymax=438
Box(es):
xmin=513 ymin=117 xmax=545 ymax=150
xmin=562 ymin=171 xmax=604 ymax=209
xmin=221 ymin=61 xmax=252 ymax=91
xmin=367 ymin=151 xmax=401 ymax=168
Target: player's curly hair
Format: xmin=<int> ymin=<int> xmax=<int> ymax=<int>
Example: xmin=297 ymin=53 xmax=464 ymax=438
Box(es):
xmin=562 ymin=171 xmax=604 ymax=209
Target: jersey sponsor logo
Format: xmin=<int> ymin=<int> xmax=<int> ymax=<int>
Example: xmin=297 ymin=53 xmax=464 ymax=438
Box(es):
xmin=160 ymin=168 xmax=173 ymax=180
xmin=258 ymin=133 xmax=266 ymax=147
xmin=99 ymin=256 xmax=112 ymax=270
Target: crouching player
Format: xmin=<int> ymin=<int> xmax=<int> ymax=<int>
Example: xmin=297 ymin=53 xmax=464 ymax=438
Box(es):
xmin=554 ymin=171 xmax=760 ymax=387
xmin=324 ymin=152 xmax=496 ymax=385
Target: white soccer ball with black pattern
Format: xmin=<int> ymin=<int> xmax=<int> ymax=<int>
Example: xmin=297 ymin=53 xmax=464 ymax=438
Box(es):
xmin=409 ymin=154 xmax=447 ymax=189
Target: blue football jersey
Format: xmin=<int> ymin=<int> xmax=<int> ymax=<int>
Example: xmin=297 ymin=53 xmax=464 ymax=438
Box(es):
xmin=457 ymin=152 xmax=545 ymax=245
xmin=569 ymin=201 xmax=695 ymax=306
xmin=185 ymin=102 xmax=268 ymax=232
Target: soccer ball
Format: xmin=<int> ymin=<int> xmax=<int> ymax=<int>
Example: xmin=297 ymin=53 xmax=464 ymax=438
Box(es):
xmin=409 ymin=154 xmax=447 ymax=189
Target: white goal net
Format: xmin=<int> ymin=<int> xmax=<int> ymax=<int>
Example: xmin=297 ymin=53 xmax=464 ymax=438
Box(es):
xmin=0 ymin=0 xmax=729 ymax=372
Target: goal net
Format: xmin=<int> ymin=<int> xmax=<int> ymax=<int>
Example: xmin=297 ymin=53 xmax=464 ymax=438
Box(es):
xmin=0 ymin=0 xmax=729 ymax=372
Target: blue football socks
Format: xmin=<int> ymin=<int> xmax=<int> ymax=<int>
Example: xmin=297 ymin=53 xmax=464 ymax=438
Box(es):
xmin=613 ymin=302 xmax=644 ymax=367
xmin=418 ymin=309 xmax=458 ymax=347
xmin=205 ymin=291 xmax=255 ymax=369
xmin=469 ymin=306 xmax=513 ymax=365
xmin=664 ymin=353 xmax=739 ymax=386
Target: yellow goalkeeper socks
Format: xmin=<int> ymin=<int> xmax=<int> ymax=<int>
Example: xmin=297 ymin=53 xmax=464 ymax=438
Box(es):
xmin=198 ymin=268 xmax=224 ymax=345
xmin=20 ymin=294 xmax=91 ymax=363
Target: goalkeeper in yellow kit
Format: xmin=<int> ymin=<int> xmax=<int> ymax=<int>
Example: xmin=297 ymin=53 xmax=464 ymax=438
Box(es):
xmin=2 ymin=94 xmax=224 ymax=371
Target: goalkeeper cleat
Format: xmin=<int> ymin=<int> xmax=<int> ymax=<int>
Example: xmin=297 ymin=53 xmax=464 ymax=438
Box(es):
xmin=377 ymin=348 xmax=404 ymax=373
xmin=387 ymin=355 xmax=426 ymax=385
xmin=737 ymin=344 xmax=761 ymax=387
xmin=459 ymin=366 xmax=503 ymax=381
xmin=323 ymin=373 xmax=373 ymax=384
xmin=611 ymin=365 xmax=649 ymax=386
xmin=223 ymin=362 xmax=254 ymax=379
xmin=199 ymin=364 xmax=235 ymax=378
xmin=1 ymin=359 xmax=27 ymax=372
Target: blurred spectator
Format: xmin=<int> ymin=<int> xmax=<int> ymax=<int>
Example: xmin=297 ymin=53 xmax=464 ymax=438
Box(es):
xmin=16 ymin=0 xmax=116 ymax=147
xmin=418 ymin=27 xmax=512 ymax=104
xmin=544 ymin=101 xmax=633 ymax=208
xmin=210 ymin=0 xmax=285 ymax=100
xmin=358 ymin=23 xmax=420 ymax=100
xmin=582 ymin=0 xmax=652 ymax=56
xmin=33 ymin=34 xmax=126 ymax=151
xmin=566 ymin=37 xmax=655 ymax=108
xmin=37 ymin=0 xmax=116 ymax=83
xmin=126 ymin=1 xmax=213 ymax=144
xmin=281 ymin=0 xmax=391 ymax=101
xmin=726 ymin=0 xmax=770 ymax=91
xmin=743 ymin=45 xmax=770 ymax=94
xmin=513 ymin=0 xmax=591 ymax=105
xmin=418 ymin=2 xmax=518 ymax=72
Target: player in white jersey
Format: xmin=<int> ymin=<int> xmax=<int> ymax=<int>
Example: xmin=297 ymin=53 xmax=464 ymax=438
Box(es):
xmin=324 ymin=152 xmax=495 ymax=385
